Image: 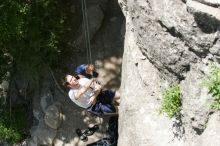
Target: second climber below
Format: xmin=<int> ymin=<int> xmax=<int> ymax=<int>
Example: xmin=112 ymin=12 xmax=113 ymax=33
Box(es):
xmin=74 ymin=64 xmax=99 ymax=79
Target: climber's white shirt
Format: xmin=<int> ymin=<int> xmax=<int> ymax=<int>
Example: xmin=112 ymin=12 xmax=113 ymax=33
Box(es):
xmin=68 ymin=78 xmax=94 ymax=108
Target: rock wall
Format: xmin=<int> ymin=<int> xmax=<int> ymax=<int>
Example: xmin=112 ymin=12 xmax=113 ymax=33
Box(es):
xmin=118 ymin=0 xmax=220 ymax=146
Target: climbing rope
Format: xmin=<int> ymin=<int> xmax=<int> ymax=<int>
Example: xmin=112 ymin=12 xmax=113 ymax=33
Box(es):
xmin=81 ymin=0 xmax=92 ymax=65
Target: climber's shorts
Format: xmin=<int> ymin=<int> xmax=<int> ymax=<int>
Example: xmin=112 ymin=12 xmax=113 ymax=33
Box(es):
xmin=97 ymin=90 xmax=115 ymax=104
xmin=87 ymin=90 xmax=116 ymax=114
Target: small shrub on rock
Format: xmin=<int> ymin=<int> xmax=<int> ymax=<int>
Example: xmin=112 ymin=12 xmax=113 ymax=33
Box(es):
xmin=203 ymin=64 xmax=220 ymax=110
xmin=160 ymin=84 xmax=181 ymax=118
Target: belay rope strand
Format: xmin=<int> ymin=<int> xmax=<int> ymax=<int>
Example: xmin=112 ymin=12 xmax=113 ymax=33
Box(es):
xmin=81 ymin=0 xmax=92 ymax=65
xmin=81 ymin=0 xmax=97 ymax=90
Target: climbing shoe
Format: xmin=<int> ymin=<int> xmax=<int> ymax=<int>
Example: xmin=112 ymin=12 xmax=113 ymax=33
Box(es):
xmin=83 ymin=125 xmax=99 ymax=136
xmin=75 ymin=128 xmax=88 ymax=142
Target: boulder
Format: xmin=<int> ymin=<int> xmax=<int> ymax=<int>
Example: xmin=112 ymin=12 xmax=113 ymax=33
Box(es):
xmin=44 ymin=104 xmax=63 ymax=129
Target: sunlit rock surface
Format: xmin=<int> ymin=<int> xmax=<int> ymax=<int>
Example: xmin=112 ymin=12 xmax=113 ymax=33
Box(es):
xmin=118 ymin=0 xmax=220 ymax=145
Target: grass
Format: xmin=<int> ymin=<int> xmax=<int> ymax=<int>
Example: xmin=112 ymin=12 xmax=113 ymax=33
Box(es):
xmin=203 ymin=63 xmax=220 ymax=110
xmin=160 ymin=84 xmax=181 ymax=118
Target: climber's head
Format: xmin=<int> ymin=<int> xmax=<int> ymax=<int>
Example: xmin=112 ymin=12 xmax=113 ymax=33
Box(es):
xmin=64 ymin=74 xmax=79 ymax=88
xmin=85 ymin=64 xmax=94 ymax=75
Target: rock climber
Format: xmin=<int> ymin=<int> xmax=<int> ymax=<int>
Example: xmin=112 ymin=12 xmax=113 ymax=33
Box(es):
xmin=64 ymin=74 xmax=120 ymax=114
xmin=74 ymin=64 xmax=99 ymax=79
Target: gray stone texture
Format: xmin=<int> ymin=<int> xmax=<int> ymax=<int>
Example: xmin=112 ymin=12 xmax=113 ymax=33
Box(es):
xmin=118 ymin=0 xmax=220 ymax=145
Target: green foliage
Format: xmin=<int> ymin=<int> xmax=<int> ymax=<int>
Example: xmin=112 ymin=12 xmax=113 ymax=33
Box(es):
xmin=203 ymin=63 xmax=220 ymax=109
xmin=0 ymin=0 xmax=72 ymax=79
xmin=0 ymin=0 xmax=74 ymax=143
xmin=0 ymin=123 xmax=21 ymax=144
xmin=160 ymin=84 xmax=182 ymax=118
xmin=0 ymin=50 xmax=12 ymax=83
xmin=0 ymin=105 xmax=28 ymax=144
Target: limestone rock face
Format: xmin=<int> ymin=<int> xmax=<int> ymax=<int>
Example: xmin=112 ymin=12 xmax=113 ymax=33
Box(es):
xmin=196 ymin=112 xmax=220 ymax=146
xmin=44 ymin=104 xmax=62 ymax=129
xmin=194 ymin=0 xmax=220 ymax=7
xmin=28 ymin=122 xmax=57 ymax=146
xmin=118 ymin=0 xmax=220 ymax=145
